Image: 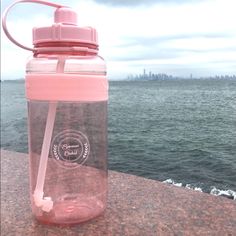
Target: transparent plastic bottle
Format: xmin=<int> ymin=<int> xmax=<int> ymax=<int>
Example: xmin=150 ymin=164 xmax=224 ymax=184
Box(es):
xmin=2 ymin=1 xmax=108 ymax=226
xmin=27 ymin=50 xmax=108 ymax=225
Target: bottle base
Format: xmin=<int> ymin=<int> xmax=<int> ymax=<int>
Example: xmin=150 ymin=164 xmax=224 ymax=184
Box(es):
xmin=33 ymin=195 xmax=106 ymax=226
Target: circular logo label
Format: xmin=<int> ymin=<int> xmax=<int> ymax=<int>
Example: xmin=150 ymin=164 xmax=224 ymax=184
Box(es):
xmin=51 ymin=130 xmax=90 ymax=169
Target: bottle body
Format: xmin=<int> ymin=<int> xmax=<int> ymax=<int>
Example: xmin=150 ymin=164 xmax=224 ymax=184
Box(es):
xmin=26 ymin=53 xmax=108 ymax=225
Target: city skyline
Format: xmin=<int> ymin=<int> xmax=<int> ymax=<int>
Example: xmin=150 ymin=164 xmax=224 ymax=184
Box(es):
xmin=126 ymin=69 xmax=236 ymax=81
xmin=2 ymin=69 xmax=236 ymax=81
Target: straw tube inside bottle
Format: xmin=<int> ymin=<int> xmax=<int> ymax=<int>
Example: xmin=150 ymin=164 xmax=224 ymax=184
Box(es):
xmin=33 ymin=57 xmax=65 ymax=212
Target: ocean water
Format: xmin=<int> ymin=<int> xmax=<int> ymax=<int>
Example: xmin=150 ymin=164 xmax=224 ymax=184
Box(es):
xmin=1 ymin=79 xmax=236 ymax=198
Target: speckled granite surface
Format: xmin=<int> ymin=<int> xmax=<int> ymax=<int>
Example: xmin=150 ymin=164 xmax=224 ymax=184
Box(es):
xmin=1 ymin=149 xmax=236 ymax=236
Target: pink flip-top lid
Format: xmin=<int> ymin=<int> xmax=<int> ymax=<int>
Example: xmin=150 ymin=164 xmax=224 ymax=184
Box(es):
xmin=33 ymin=7 xmax=98 ymax=46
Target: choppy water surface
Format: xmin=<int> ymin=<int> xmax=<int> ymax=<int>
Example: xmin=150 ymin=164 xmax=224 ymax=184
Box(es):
xmin=1 ymin=79 xmax=236 ymax=198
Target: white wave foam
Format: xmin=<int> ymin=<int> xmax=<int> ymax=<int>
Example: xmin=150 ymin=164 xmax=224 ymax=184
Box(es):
xmin=163 ymin=179 xmax=235 ymax=200
xmin=210 ymin=187 xmax=236 ymax=200
xmin=163 ymin=179 xmax=183 ymax=187
xmin=186 ymin=184 xmax=203 ymax=192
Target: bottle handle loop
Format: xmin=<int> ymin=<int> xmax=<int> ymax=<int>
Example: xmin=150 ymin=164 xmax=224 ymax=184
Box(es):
xmin=2 ymin=0 xmax=65 ymax=51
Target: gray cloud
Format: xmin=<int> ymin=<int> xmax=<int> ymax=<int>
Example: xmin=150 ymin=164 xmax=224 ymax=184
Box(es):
xmin=115 ymin=33 xmax=234 ymax=48
xmin=107 ymin=33 xmax=236 ymax=62
xmin=94 ymin=0 xmax=202 ymax=6
xmin=110 ymin=46 xmax=236 ymax=62
xmin=109 ymin=48 xmax=179 ymax=61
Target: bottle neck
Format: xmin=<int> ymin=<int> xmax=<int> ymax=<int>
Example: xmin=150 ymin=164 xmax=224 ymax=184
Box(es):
xmin=33 ymin=42 xmax=98 ymax=56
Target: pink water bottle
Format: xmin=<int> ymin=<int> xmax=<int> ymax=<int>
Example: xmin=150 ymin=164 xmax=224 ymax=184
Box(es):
xmin=2 ymin=0 xmax=108 ymax=225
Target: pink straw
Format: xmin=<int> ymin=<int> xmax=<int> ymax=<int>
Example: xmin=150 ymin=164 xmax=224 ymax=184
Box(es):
xmin=33 ymin=57 xmax=66 ymax=212
xmin=2 ymin=0 xmax=70 ymax=212
xmin=2 ymin=0 xmax=64 ymax=51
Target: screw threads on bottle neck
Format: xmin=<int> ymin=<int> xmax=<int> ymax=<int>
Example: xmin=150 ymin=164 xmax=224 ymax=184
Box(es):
xmin=34 ymin=42 xmax=98 ymax=56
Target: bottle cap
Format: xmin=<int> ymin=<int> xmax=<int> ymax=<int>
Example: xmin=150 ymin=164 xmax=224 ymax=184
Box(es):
xmin=33 ymin=7 xmax=98 ymax=47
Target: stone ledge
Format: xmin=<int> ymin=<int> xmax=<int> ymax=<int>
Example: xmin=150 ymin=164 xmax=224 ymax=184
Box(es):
xmin=1 ymin=149 xmax=236 ymax=236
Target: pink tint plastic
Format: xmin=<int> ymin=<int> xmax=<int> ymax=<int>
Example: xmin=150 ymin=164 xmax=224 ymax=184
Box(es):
xmin=33 ymin=6 xmax=98 ymax=46
xmin=26 ymin=74 xmax=108 ymax=101
xmin=28 ymin=100 xmax=108 ymax=225
xmin=54 ymin=7 xmax=77 ymax=25
xmin=2 ymin=1 xmax=98 ymax=51
xmin=26 ymin=46 xmax=108 ymax=225
xmin=33 ymin=25 xmax=98 ymax=46
xmin=2 ymin=0 xmax=108 ymax=226
xmin=1 ymin=0 xmax=64 ymax=51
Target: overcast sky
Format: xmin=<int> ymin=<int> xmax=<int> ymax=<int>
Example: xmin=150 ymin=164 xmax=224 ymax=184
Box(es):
xmin=1 ymin=0 xmax=236 ymax=80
